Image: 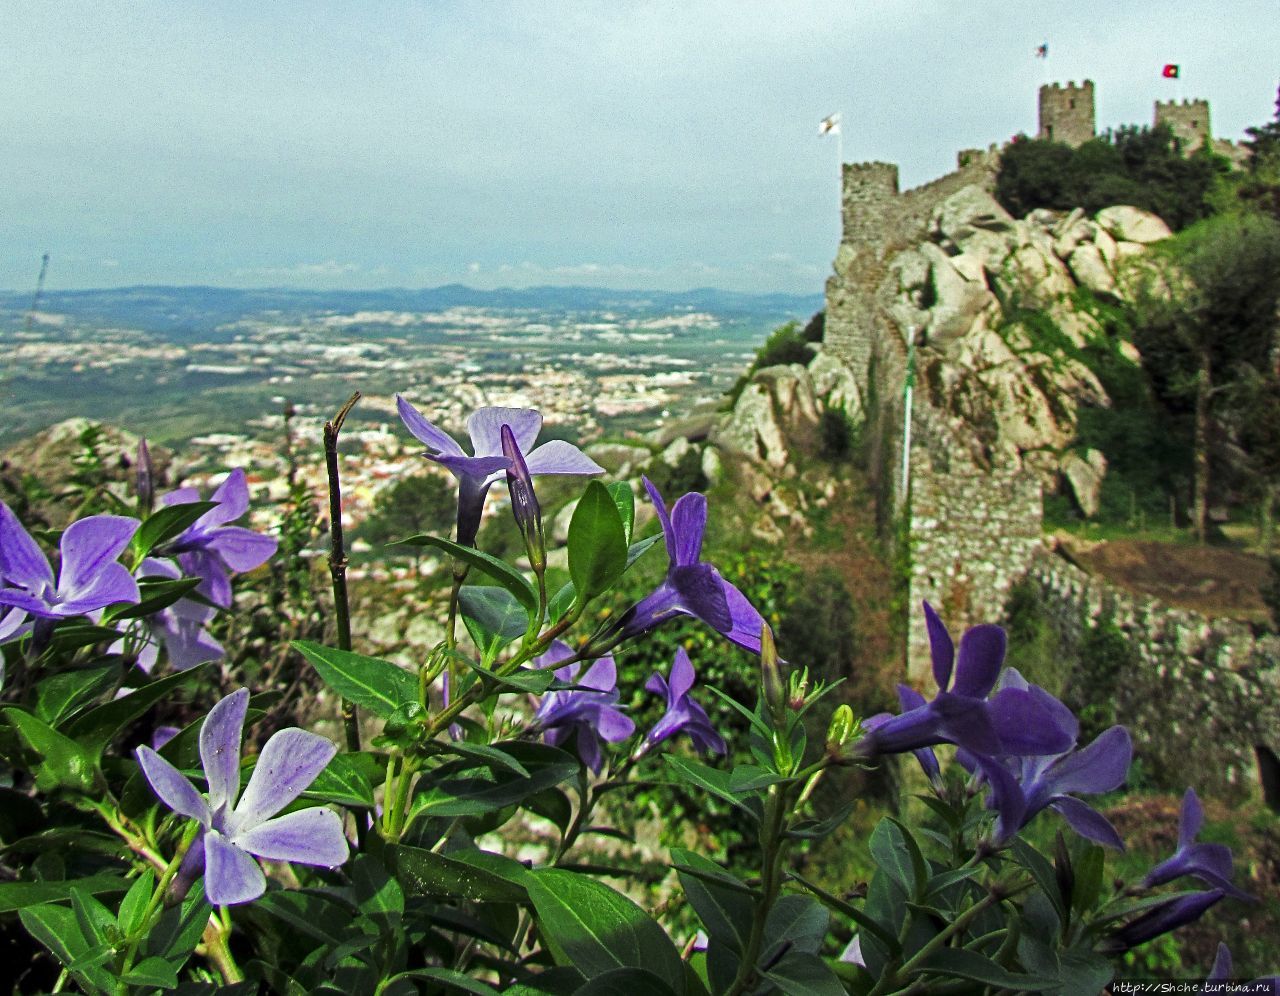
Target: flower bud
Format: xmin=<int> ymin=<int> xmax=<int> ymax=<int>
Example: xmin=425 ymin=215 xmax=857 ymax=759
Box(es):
xmin=826 ymin=704 xmax=856 ymax=751
xmin=760 ymin=624 xmax=786 ymax=726
xmin=788 ymin=668 xmax=810 ymax=711
xmin=136 ymin=438 xmax=154 ymax=516
xmin=501 ymin=424 xmax=546 ymax=574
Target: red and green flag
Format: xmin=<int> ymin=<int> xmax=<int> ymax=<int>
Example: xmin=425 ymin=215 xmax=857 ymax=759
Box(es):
xmin=1162 ymin=64 xmax=1180 ymax=79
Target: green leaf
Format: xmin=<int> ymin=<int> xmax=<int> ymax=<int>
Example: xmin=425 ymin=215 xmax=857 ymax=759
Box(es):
xmin=459 ymin=585 xmax=530 ymax=660
xmin=4 ymin=707 xmax=98 ymax=792
xmin=567 ymin=481 xmax=628 ymax=599
xmin=605 ymin=482 xmax=635 ymax=544
xmin=251 ymin=889 xmax=363 ymax=951
xmin=394 ymin=534 xmax=537 ymax=612
xmin=671 ymin=848 xmax=753 ymax=954
xmin=35 ymin=664 xmax=121 ymax=727
xmin=293 ymin=641 xmax=417 ymax=719
xmin=389 ymin=845 xmax=529 ymax=903
xmin=120 ymin=956 xmax=181 ymax=989
xmin=409 ymin=744 xmax=578 ymax=820
xmin=103 ymin=576 xmax=203 ymax=622
xmin=727 ymin=764 xmax=787 ymax=794
xmin=1011 ymin=837 xmax=1067 ymax=924
xmin=19 ymin=903 xmax=115 ymax=995
xmin=48 ymin=623 xmax=124 ymax=654
xmin=70 ymin=887 xmax=115 ymax=950
xmin=763 ymin=894 xmax=829 ymax=955
xmin=526 ymin=868 xmax=685 ymax=993
xmin=303 ymin=752 xmax=376 ymax=808
xmin=0 ymin=874 xmax=129 ymax=914
xmin=760 ymin=951 xmax=846 ymax=996
xmin=548 ymin=581 xmax=576 ymax=625
xmin=435 ymin=740 xmax=532 ymax=778
xmin=918 ymin=947 xmax=1059 ymax=991
xmin=129 ymin=501 xmax=219 ymax=562
xmin=117 ymin=870 xmax=156 ymax=937
xmin=62 ymin=662 xmax=210 ymax=752
xmin=1071 ymin=841 xmax=1106 ymax=915
xmin=575 ymin=968 xmax=679 ymax=995
xmin=625 ymin=533 xmax=663 ymax=569
xmin=381 ymin=969 xmax=501 ymax=995
xmin=663 ymin=755 xmax=761 ymax=820
xmin=351 ymin=853 xmax=405 ymax=916
xmin=142 ymin=881 xmax=209 ymax=963
xmin=869 ymin=818 xmax=924 ymax=898
xmin=465 ymin=658 xmax=558 ymax=694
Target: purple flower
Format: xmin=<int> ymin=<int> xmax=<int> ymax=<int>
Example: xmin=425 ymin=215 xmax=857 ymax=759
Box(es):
xmin=1144 ymin=789 xmax=1252 ymax=900
xmin=0 ymin=502 xmax=140 ymax=620
xmin=136 ymin=688 xmax=348 ymax=906
xmin=532 ymin=641 xmax=635 ymax=773
xmin=1106 ymin=889 xmax=1225 ymax=952
xmin=859 ymin=603 xmax=1075 ymax=759
xmin=639 ymin=647 xmax=726 ymax=757
xmin=396 ymin=398 xmax=602 ymax=547
xmin=964 ymin=669 xmax=1132 ymax=848
xmin=160 ymin=469 xmax=277 ymax=609
xmin=0 ymin=606 xmax=30 ymax=644
xmin=121 ymin=558 xmax=223 ymax=673
xmin=1201 ymin=944 xmax=1280 ymax=993
xmin=614 ymin=478 xmax=770 ymax=654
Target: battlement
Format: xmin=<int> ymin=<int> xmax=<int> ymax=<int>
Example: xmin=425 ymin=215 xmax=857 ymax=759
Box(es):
xmin=1155 ymin=98 xmax=1211 ymax=152
xmin=1038 ymin=80 xmax=1095 ymax=147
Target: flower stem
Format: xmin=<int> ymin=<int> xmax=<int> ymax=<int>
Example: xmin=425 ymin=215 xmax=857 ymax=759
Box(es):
xmin=724 ymin=783 xmax=790 ymax=996
xmin=323 ymin=392 xmax=362 ymax=754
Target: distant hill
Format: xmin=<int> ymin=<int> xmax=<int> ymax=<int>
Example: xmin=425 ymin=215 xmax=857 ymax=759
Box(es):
xmin=0 ymin=284 xmax=824 ymax=337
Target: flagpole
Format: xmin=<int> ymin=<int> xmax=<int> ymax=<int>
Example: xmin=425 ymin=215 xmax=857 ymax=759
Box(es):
xmin=901 ymin=336 xmax=915 ymax=497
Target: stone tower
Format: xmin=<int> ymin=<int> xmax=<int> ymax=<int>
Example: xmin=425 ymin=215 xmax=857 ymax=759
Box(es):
xmin=1155 ymin=98 xmax=1211 ymax=152
xmin=1038 ymin=81 xmax=1096 ymax=147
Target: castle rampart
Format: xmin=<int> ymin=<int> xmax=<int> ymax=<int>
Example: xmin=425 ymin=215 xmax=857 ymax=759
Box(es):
xmin=1155 ymin=98 xmax=1212 ymax=152
xmin=1037 ymin=80 xmax=1096 ymax=147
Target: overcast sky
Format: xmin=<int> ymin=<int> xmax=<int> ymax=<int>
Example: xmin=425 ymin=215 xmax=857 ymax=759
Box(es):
xmin=2 ymin=1 xmax=1276 ymax=295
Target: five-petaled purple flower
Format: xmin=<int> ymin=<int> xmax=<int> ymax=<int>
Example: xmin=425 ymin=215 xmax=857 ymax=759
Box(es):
xmin=859 ymin=603 xmax=1074 ymax=759
xmin=638 ymin=647 xmax=726 ymax=757
xmin=396 ymin=398 xmax=602 ymax=547
xmin=1143 ymin=788 xmax=1252 ymax=900
xmin=159 ymin=469 xmax=278 ymax=609
xmin=1105 ymin=888 xmax=1225 ymax=953
xmin=0 ymin=501 xmax=140 ymax=623
xmin=962 ymin=668 xmax=1132 ymax=849
xmin=613 ymin=478 xmax=769 ymax=655
xmin=532 ymin=641 xmax=635 ymax=773
xmin=136 ymin=688 xmax=348 ymax=906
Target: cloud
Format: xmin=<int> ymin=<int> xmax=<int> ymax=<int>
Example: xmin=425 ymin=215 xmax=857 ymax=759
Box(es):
xmin=236 ymin=260 xmax=363 ymax=279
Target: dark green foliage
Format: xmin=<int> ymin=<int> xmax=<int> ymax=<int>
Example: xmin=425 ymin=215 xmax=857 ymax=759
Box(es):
xmin=817 ymin=406 xmax=854 ymax=460
xmin=1263 ymin=557 xmax=1280 ymax=630
xmin=995 ymin=125 xmax=1227 ymax=230
xmin=644 ymin=445 xmax=707 ymax=498
xmin=725 ymin=312 xmax=824 ymax=406
xmin=360 ymin=472 xmax=455 ymax=552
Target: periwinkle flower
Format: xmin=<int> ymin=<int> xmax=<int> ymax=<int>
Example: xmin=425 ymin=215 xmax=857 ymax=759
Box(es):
xmin=0 ymin=501 xmax=140 ymax=620
xmin=1200 ymin=943 xmax=1279 ymax=993
xmin=396 ymin=398 xmax=602 ymax=547
xmin=159 ymin=469 xmax=277 ymax=609
xmin=1144 ymin=788 xmax=1252 ymax=900
xmin=501 ymin=424 xmax=546 ymax=572
xmin=1104 ymin=888 xmax=1225 ymax=952
xmin=964 ymin=669 xmax=1132 ymax=848
xmin=613 ymin=478 xmax=769 ymax=654
xmin=123 ymin=558 xmax=223 ymax=673
xmin=638 ymin=647 xmax=726 ymax=757
xmin=532 ymin=641 xmax=635 ymax=773
xmin=136 ymin=688 xmax=348 ymax=906
xmin=859 ymin=603 xmax=1074 ymax=759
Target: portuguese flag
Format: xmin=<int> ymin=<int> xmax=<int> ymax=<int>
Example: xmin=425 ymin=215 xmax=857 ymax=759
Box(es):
xmin=1162 ymin=64 xmax=1180 ymax=78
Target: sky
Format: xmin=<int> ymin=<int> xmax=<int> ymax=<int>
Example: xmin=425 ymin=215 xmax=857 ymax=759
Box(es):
xmin=2 ymin=1 xmax=1277 ymax=295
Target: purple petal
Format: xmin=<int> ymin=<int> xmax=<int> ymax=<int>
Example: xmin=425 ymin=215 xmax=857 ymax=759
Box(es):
xmin=671 ymin=565 xmax=732 ymax=633
xmin=593 ymin=706 xmax=637 ymax=743
xmin=161 ymin=614 xmax=225 ymax=671
xmin=716 ymin=575 xmax=769 ymax=655
xmin=644 ymin=670 xmax=668 ymax=697
xmin=57 ymin=562 xmax=141 ymax=615
xmin=969 ymin=752 xmax=1029 ymax=842
xmin=0 ymin=501 xmax=53 ymax=591
xmin=668 ymin=647 xmax=695 ymax=702
xmin=952 ymin=624 xmax=1006 ymax=698
xmin=533 ymin=640 xmax=574 ymax=669
xmin=161 ymin=487 xmax=201 ymax=507
xmin=139 ymin=556 xmax=181 ymax=580
xmin=1050 ymin=796 xmax=1125 ymax=849
xmin=200 ymin=469 xmax=249 ymax=529
xmin=201 ymin=689 xmax=249 ymax=813
xmin=1179 ymin=788 xmax=1203 ymax=849
xmin=575 ymin=728 xmax=604 ymax=773
xmin=668 ymin=492 xmax=707 ymax=567
xmin=579 ymin=657 xmax=618 ymax=693
xmin=523 ymin=440 xmax=605 ymax=477
xmin=897 ymin=684 xmax=928 ymax=711
xmin=467 ymin=407 xmax=543 ymax=458
xmin=431 ymin=452 xmax=511 ymax=483
xmin=206 ymin=526 xmax=278 ymax=573
xmin=179 ymin=550 xmax=233 ymax=608
xmin=1113 ymin=889 xmax=1224 ymax=949
xmin=932 ymin=695 xmax=1004 ymax=755
xmin=643 ymin=477 xmax=676 ymax=563
xmin=203 ymin=830 xmax=266 ymax=906
xmin=231 ymin=728 xmax=337 ymax=830
xmin=136 ymin=746 xmax=211 ymax=825
xmin=233 ymin=807 xmax=349 ymax=867
xmin=0 ymin=590 xmax=49 ymax=617
xmin=988 ymin=688 xmax=1076 ymax=756
xmin=1209 ymin=943 xmax=1233 ymax=982
xmin=396 ymin=395 xmax=465 ymax=456
xmin=0 ymin=606 xmax=28 ymax=642
xmin=1048 ymin=726 xmax=1132 ymax=796
xmin=57 ymin=515 xmax=139 ymax=600
xmin=922 ymin=602 xmax=954 ymax=692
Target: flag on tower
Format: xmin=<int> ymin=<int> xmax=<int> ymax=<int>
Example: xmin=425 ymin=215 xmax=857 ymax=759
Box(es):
xmin=819 ymin=113 xmax=841 ymax=137
xmin=1034 ymin=42 xmax=1048 ymax=59
xmin=1162 ymin=64 xmax=1180 ymax=79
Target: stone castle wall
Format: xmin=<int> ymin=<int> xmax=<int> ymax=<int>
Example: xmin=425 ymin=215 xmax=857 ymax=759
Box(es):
xmin=1155 ymin=98 xmax=1212 ymax=152
xmin=1037 ymin=80 xmax=1096 ymax=148
xmin=1024 ymin=547 xmax=1280 ymax=803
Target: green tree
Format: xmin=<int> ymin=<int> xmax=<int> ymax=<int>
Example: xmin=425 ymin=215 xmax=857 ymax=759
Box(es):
xmin=362 ymin=472 xmax=456 ymax=557
xmin=1132 ymin=213 xmax=1280 ymax=541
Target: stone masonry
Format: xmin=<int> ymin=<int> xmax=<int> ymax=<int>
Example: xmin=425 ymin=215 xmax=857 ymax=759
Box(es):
xmin=1037 ymin=80 xmax=1096 ymax=147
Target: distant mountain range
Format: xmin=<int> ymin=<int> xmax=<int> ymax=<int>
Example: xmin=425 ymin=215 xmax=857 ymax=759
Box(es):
xmin=0 ymin=284 xmax=824 ymax=335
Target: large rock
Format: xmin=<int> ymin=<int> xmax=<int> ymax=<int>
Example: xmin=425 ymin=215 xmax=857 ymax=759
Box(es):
xmin=808 ymin=347 xmax=863 ymax=418
xmin=754 ymin=364 xmax=821 ymax=427
xmin=932 ymin=186 xmax=1015 ymax=244
xmin=1067 ymin=241 xmax=1117 ymax=296
xmin=1060 ymin=448 xmax=1108 ymax=518
xmin=921 ymin=244 xmax=997 ymax=347
xmin=714 ymin=381 xmax=790 ymax=468
xmin=1095 ymin=206 xmax=1172 ymax=244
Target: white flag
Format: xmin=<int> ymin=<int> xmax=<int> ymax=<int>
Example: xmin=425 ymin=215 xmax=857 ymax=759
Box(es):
xmin=819 ymin=113 xmax=841 ymax=137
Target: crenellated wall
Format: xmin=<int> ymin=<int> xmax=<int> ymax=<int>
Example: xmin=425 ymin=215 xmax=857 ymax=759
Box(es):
xmin=1037 ymin=80 xmax=1096 ymax=147
xmin=1155 ymin=98 xmax=1212 ymax=152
